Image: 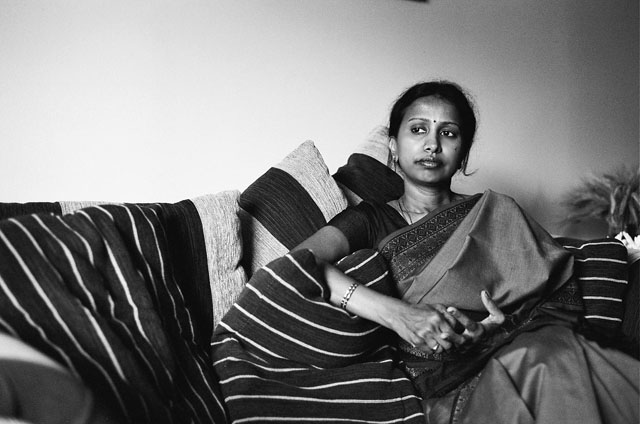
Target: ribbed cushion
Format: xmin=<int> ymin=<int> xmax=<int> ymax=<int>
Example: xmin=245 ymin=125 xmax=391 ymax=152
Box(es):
xmin=333 ymin=126 xmax=403 ymax=205
xmin=190 ymin=192 xmax=247 ymax=328
xmin=558 ymin=238 xmax=629 ymax=330
xmin=239 ymin=141 xmax=347 ymax=276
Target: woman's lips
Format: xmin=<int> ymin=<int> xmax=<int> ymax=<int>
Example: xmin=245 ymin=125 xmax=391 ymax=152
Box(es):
xmin=416 ymin=158 xmax=440 ymax=168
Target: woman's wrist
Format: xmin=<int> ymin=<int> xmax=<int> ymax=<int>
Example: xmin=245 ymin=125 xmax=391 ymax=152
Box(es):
xmin=323 ymin=263 xmax=405 ymax=328
xmin=339 ymin=282 xmax=359 ymax=310
xmin=373 ymin=296 xmax=409 ymax=332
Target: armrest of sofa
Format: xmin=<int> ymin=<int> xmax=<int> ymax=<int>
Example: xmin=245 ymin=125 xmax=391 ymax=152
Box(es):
xmin=0 ymin=333 xmax=121 ymax=424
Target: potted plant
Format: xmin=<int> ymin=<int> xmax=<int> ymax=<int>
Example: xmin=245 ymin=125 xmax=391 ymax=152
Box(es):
xmin=564 ymin=166 xmax=639 ymax=257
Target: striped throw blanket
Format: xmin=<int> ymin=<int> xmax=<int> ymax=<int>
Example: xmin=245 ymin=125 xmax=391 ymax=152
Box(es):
xmin=0 ymin=204 xmax=227 ymax=423
xmin=212 ymin=249 xmax=425 ymax=423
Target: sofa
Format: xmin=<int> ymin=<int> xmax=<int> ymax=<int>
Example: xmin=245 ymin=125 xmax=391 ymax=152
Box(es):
xmin=0 ymin=127 xmax=637 ymax=423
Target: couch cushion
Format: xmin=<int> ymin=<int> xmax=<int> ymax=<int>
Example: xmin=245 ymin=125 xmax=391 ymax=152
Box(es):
xmin=190 ymin=191 xmax=247 ymax=328
xmin=333 ymin=126 xmax=403 ymax=205
xmin=239 ymin=140 xmax=347 ymax=276
xmin=557 ymin=238 xmax=629 ymax=331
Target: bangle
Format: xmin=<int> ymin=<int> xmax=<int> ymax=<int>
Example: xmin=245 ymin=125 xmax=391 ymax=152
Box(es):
xmin=340 ymin=283 xmax=359 ymax=310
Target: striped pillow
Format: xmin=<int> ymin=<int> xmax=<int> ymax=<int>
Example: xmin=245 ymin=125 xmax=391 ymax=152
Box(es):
xmin=558 ymin=237 xmax=630 ymax=330
xmin=333 ymin=126 xmax=403 ymax=205
xmin=239 ymin=141 xmax=348 ymax=276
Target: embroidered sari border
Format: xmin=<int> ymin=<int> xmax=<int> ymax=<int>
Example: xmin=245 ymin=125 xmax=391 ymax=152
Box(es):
xmin=379 ymin=193 xmax=482 ymax=295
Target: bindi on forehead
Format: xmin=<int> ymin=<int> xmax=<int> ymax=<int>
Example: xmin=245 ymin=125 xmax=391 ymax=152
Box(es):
xmin=406 ymin=98 xmax=459 ymax=122
xmin=407 ymin=117 xmax=458 ymax=126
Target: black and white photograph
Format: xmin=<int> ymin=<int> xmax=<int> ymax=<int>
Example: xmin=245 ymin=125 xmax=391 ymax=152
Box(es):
xmin=0 ymin=1 xmax=638 ymax=423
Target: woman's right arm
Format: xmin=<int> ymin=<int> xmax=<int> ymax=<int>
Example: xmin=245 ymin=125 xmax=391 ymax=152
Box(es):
xmin=292 ymin=227 xmax=465 ymax=351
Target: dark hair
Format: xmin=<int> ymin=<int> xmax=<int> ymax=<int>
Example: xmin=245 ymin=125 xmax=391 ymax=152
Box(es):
xmin=388 ymin=81 xmax=477 ymax=175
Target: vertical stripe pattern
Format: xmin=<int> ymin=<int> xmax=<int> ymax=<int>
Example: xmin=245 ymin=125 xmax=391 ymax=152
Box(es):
xmin=0 ymin=204 xmax=227 ymax=423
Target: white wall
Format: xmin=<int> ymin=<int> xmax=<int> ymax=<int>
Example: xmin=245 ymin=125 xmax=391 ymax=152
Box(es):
xmin=1 ymin=0 xmax=638 ymax=238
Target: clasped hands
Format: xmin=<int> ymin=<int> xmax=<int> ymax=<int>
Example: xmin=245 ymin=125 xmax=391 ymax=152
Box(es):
xmin=393 ymin=290 xmax=505 ymax=354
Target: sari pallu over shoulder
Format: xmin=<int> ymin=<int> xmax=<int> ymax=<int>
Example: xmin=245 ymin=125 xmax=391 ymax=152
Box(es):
xmin=380 ymin=190 xmax=574 ymax=320
xmin=378 ymin=190 xmax=576 ymax=399
xmin=378 ymin=192 xmax=483 ymax=300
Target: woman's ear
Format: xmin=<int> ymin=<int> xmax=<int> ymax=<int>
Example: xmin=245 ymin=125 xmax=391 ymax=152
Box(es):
xmin=389 ymin=137 xmax=398 ymax=162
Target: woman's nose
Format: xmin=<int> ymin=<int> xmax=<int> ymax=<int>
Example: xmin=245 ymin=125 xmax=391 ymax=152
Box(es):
xmin=424 ymin=132 xmax=439 ymax=152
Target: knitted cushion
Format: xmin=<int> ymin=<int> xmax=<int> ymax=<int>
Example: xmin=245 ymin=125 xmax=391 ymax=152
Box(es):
xmin=239 ymin=140 xmax=347 ymax=276
xmin=333 ymin=126 xmax=403 ymax=205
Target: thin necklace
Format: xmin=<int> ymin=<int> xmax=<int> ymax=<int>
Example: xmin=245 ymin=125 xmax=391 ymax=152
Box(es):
xmin=398 ymin=193 xmax=461 ymax=225
xmin=399 ymin=197 xmax=442 ymax=224
xmin=398 ymin=198 xmax=414 ymax=224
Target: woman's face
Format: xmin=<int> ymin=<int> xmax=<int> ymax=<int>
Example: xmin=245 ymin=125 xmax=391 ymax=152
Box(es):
xmin=391 ymin=95 xmax=464 ymax=190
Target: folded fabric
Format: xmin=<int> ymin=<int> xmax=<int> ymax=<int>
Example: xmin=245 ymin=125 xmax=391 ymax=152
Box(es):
xmin=0 ymin=205 xmax=227 ymax=423
xmin=402 ymin=191 xmax=574 ymax=319
xmin=212 ymin=249 xmax=424 ymax=423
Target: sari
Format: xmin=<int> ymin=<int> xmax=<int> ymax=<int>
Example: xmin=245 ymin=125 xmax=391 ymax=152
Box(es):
xmin=210 ymin=189 xmax=637 ymax=422
xmin=378 ymin=190 xmax=639 ymax=423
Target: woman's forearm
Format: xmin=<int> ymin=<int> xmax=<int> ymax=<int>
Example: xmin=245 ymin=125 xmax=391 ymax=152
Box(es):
xmin=320 ymin=261 xmax=468 ymax=350
xmin=321 ymin=261 xmax=405 ymax=330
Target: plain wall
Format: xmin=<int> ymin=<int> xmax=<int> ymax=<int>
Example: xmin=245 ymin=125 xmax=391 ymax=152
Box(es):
xmin=1 ymin=0 xmax=638 ymax=238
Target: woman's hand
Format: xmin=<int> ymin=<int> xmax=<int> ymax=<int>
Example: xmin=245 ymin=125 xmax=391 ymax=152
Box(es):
xmin=446 ymin=290 xmax=505 ymax=346
xmin=387 ymin=301 xmax=466 ymax=353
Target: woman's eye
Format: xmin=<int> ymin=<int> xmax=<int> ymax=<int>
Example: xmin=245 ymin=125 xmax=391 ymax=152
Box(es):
xmin=411 ymin=127 xmax=426 ymax=134
xmin=441 ymin=130 xmax=458 ymax=138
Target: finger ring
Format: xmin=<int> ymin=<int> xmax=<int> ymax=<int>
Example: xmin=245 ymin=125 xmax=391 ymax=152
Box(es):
xmin=431 ymin=343 xmax=440 ymax=352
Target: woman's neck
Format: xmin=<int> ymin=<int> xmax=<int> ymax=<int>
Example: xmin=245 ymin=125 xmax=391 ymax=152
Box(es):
xmin=400 ymin=186 xmax=457 ymax=214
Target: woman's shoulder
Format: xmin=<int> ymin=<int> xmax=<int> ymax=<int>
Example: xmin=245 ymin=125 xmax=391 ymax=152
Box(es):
xmin=452 ymin=190 xmax=512 ymax=203
xmin=336 ymin=199 xmax=395 ymax=214
xmin=467 ymin=190 xmax=528 ymax=215
xmin=478 ymin=190 xmax=519 ymax=205
xmin=359 ymin=199 xmax=397 ymax=210
xmin=332 ymin=199 xmax=404 ymax=228
xmin=356 ymin=199 xmax=403 ymax=219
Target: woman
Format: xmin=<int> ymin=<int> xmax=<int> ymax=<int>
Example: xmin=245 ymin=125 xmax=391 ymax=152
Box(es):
xmin=294 ymin=81 xmax=505 ymax=354
xmin=293 ymin=81 xmax=638 ymax=422
xmin=213 ymin=81 xmax=638 ymax=423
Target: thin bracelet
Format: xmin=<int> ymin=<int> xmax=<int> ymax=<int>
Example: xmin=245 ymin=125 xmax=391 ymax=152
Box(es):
xmin=340 ymin=282 xmax=359 ymax=310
